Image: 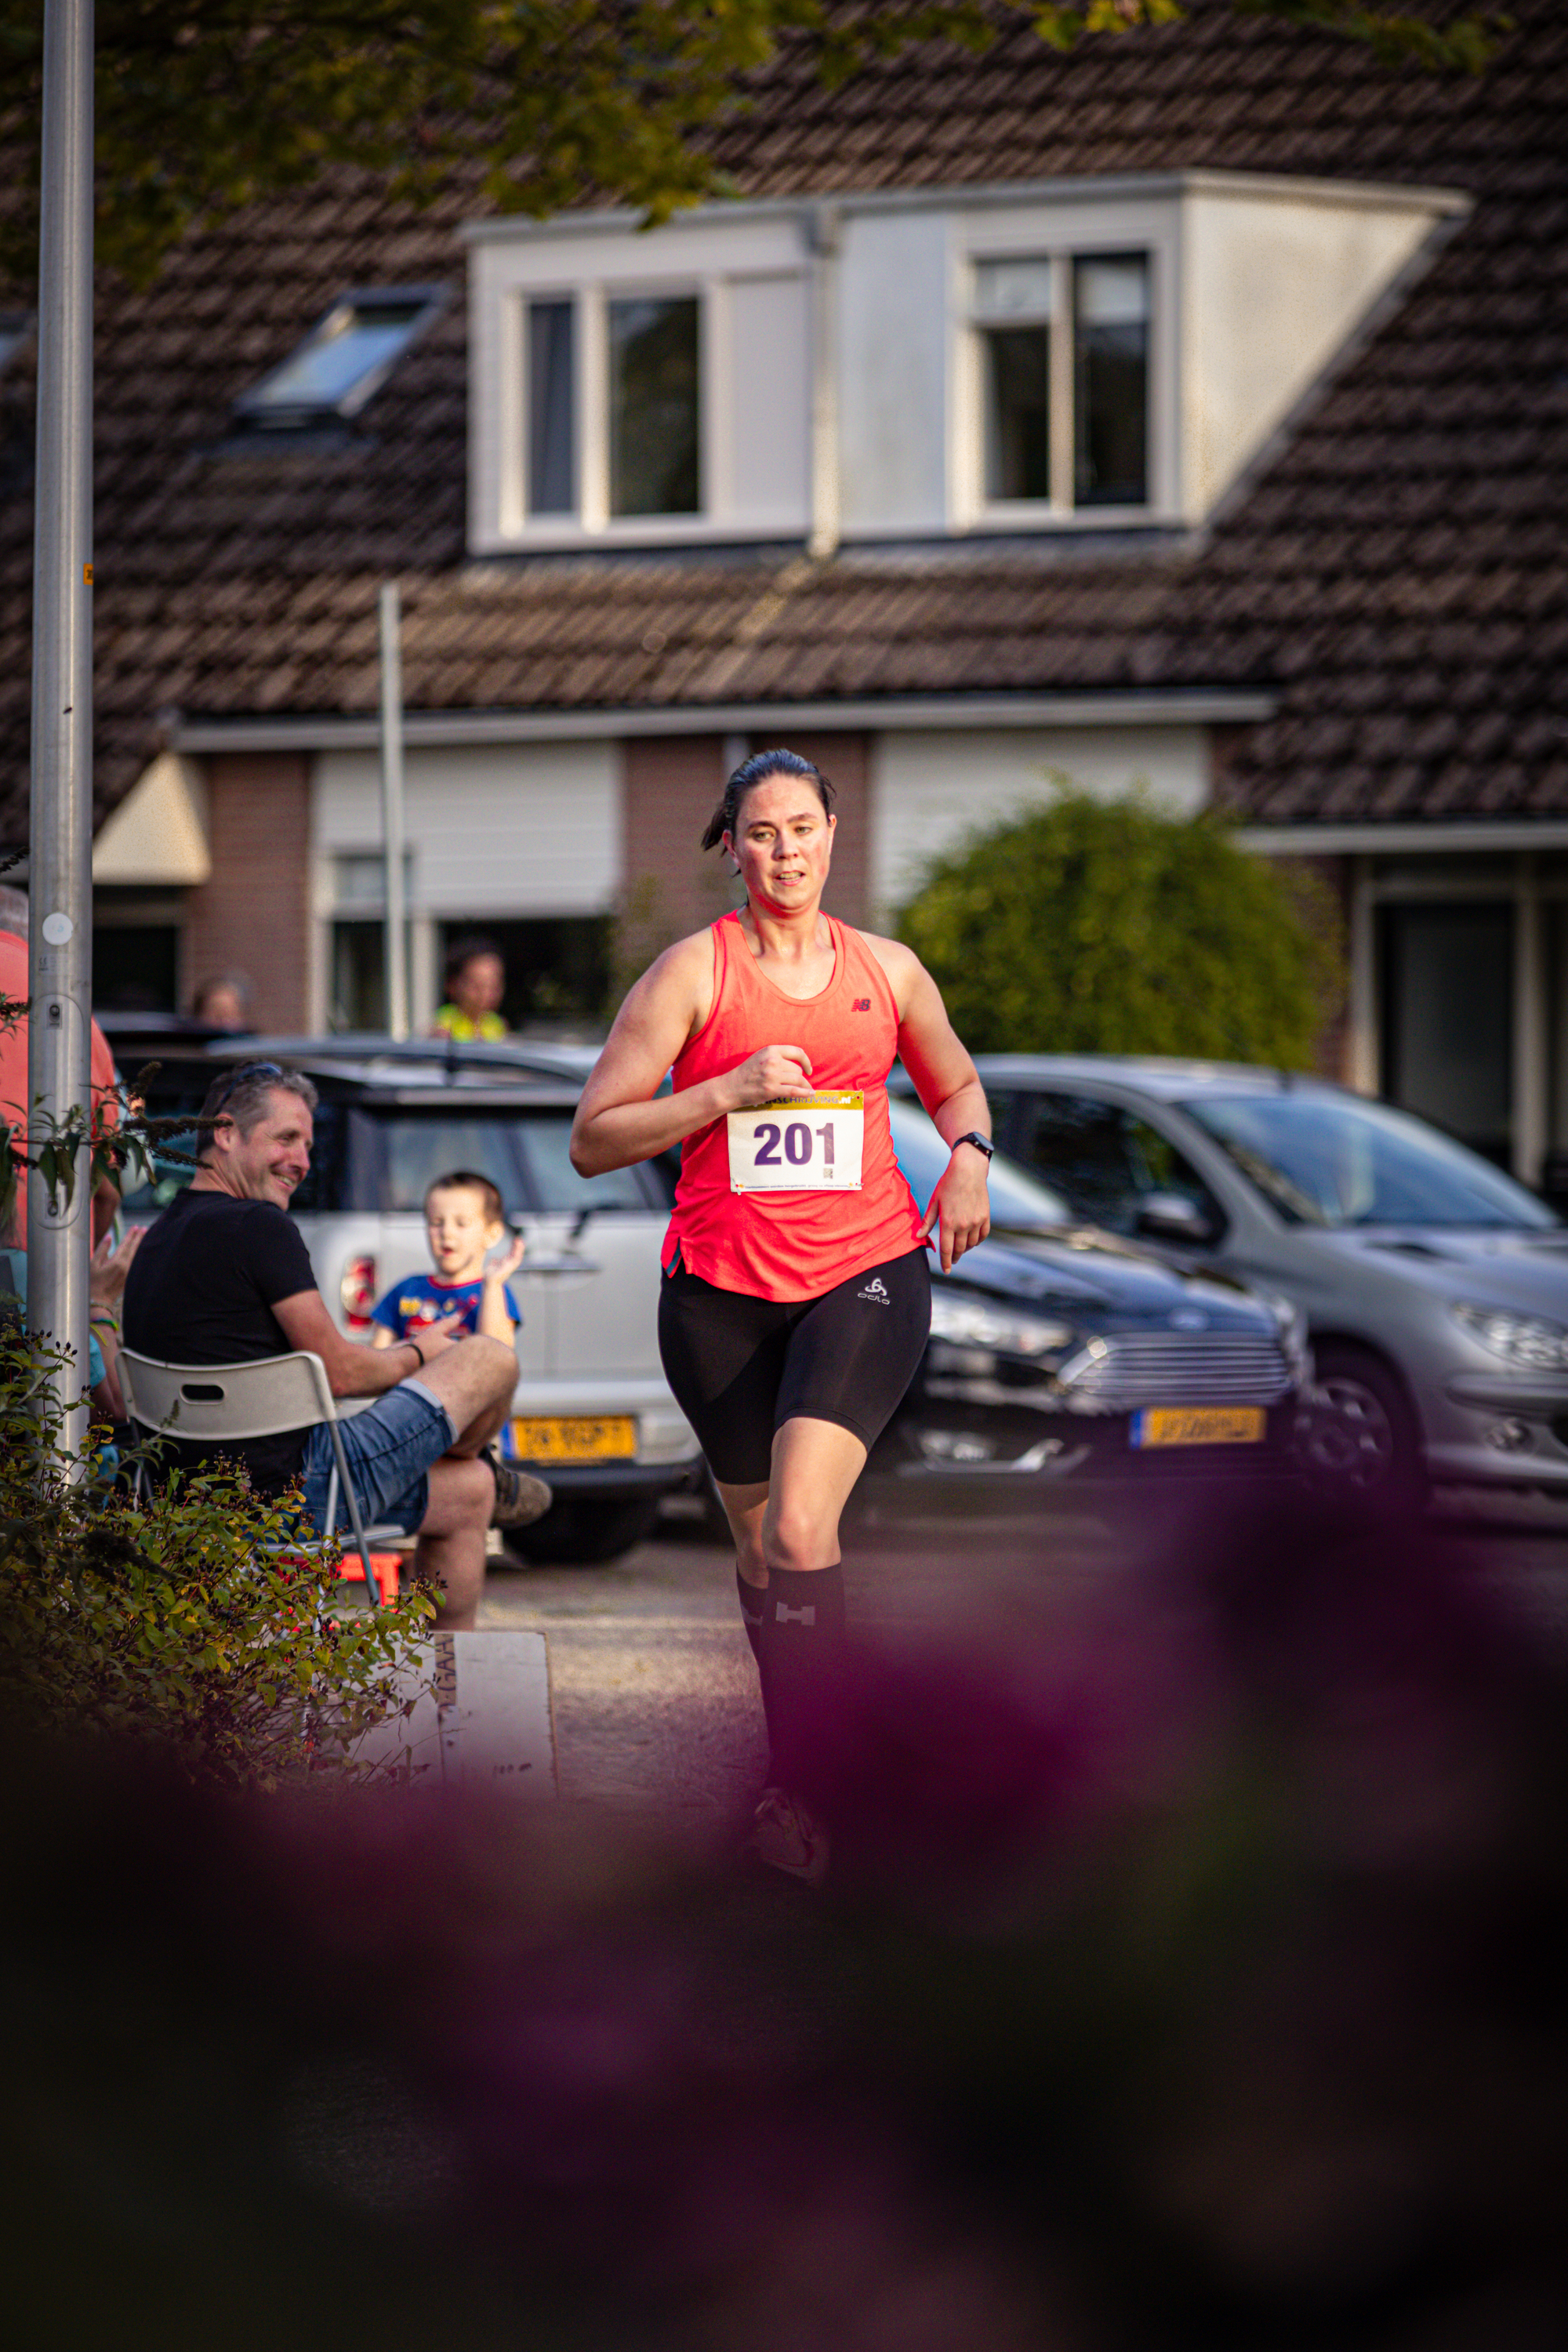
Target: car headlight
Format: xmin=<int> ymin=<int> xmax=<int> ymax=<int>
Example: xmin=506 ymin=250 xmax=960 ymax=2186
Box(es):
xmin=927 ymin=1292 xmax=1074 ymax=1359
xmin=1451 ymin=1301 xmax=1568 ymax=1371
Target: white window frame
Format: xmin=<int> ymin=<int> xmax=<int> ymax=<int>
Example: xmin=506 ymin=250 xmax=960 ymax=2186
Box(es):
xmin=472 ymin=211 xmax=808 ymax=552
xmin=949 ymin=198 xmax=1178 ymax=532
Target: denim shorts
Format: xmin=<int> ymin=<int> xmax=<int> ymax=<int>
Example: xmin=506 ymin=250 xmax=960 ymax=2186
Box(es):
xmin=299 ymin=1377 xmax=458 ymax=1539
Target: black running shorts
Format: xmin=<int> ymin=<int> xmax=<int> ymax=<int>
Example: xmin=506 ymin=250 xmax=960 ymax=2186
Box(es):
xmin=658 ymin=1247 xmax=933 ymax=1487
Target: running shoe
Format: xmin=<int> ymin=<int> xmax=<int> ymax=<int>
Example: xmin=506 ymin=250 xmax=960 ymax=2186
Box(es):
xmin=483 ymin=1450 xmax=552 ymax=1529
xmin=748 ymin=1785 xmax=830 ymax=1886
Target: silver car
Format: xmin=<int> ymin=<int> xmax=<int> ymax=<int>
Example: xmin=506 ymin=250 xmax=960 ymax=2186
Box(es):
xmin=948 ymin=1058 xmax=1568 ymax=1510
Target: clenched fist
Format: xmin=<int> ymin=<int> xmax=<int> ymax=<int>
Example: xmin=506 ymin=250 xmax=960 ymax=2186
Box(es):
xmin=722 ymin=1044 xmax=815 ymax=1109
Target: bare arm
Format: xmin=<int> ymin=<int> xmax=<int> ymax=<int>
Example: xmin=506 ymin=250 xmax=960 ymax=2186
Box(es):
xmin=370 ymin=1323 xmax=397 ymax=1350
xmin=87 ymin=1226 xmax=143 ymax=1420
xmin=866 ymin=938 xmax=992 ymax=1272
xmin=571 ymin=932 xmax=815 ymax=1178
xmin=272 ymin=1288 xmax=465 ymax=1399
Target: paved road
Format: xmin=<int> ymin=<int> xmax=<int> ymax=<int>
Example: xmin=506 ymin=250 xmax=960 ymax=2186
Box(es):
xmin=478 ymin=1500 xmax=1568 ymax=1835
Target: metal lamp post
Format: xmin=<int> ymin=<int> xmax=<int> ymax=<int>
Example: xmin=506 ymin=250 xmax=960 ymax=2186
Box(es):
xmin=27 ymin=0 xmax=95 ymax=1463
xmin=379 ymin=581 xmax=410 ymax=1041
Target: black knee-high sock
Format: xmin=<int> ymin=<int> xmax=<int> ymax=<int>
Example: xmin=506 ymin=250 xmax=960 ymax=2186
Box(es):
xmin=763 ymin=1565 xmax=845 ymax=1797
xmin=735 ymin=1565 xmax=766 ymax=1664
xmin=736 ymin=1567 xmax=778 ymax=1769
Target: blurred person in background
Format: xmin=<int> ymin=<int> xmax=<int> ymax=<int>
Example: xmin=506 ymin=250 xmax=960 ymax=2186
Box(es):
xmin=433 ymin=937 xmax=508 ymax=1042
xmin=0 ymin=882 xmax=122 ymax=1252
xmin=191 ymin=971 xmax=253 ymax=1033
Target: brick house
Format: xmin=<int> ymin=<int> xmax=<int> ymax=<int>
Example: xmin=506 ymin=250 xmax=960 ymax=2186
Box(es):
xmin=2 ymin=0 xmax=1564 ymax=1181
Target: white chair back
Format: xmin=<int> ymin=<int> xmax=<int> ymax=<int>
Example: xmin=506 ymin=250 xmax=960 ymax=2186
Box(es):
xmin=118 ymin=1347 xmax=384 ymax=1603
xmin=118 ymin=1348 xmax=336 ymax=1443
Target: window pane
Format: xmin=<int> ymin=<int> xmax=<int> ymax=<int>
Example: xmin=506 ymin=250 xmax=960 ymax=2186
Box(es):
xmin=1183 ymin=1093 xmax=1548 ymax=1229
xmin=1018 ymin=1093 xmax=1211 ymax=1235
xmin=249 ymin=303 xmax=425 ymax=414
xmin=974 ymin=259 xmax=1053 ymax=320
xmin=330 ymin=918 xmax=412 ymax=1032
xmin=608 ymin=296 xmax=699 ymax=516
xmin=1074 ymin=254 xmax=1148 ymax=507
xmin=528 ymin=299 xmax=575 ymax=514
xmin=517 ymin=1116 xmax=651 ymax=1213
xmin=372 ymin=1118 xmax=524 ymax=1215
xmin=984 ymin=325 xmax=1051 ymax=501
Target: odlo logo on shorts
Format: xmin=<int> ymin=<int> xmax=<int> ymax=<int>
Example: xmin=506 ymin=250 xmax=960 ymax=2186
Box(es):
xmin=858 ymin=1277 xmax=890 ymax=1304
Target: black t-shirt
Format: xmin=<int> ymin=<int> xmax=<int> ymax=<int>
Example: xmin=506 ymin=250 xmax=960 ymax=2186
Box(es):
xmin=122 ymin=1187 xmax=318 ymax=1493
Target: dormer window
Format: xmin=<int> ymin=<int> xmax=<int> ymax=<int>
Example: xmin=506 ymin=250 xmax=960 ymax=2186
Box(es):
xmin=973 ymin=250 xmax=1149 ymax=514
xmin=470 ymin=174 xmax=1463 ymax=553
xmin=520 ymin=289 xmax=704 ymax=523
xmin=234 ymin=286 xmax=447 ymax=430
xmin=470 ymin=211 xmax=810 ymax=549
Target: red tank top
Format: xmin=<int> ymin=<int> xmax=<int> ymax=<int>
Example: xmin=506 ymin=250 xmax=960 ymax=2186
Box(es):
xmin=662 ymin=911 xmax=924 ymax=1302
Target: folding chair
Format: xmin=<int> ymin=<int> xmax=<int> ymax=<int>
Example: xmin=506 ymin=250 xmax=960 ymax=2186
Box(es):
xmin=118 ymin=1348 xmax=405 ymax=1605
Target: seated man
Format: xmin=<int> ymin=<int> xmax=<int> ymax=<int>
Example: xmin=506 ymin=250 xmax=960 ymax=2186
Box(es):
xmin=122 ymin=1062 xmax=546 ymax=1630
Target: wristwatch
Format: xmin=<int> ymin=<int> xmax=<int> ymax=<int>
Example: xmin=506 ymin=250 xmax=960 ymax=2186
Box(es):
xmin=955 ymin=1131 xmax=994 ymax=1163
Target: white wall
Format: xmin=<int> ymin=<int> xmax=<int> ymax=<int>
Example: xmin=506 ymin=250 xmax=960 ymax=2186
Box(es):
xmin=870 ymin=726 xmax=1210 ymax=916
xmin=837 ymin=209 xmax=953 ymax=536
xmin=313 ymin=739 xmax=622 ymax=918
xmin=1181 ymin=180 xmax=1453 ymax=515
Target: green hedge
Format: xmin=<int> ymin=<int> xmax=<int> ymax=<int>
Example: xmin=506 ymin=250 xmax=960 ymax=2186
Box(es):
xmin=898 ymin=786 xmax=1343 ymax=1066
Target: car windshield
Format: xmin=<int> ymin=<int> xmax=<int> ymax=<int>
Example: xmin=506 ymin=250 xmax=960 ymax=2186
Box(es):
xmin=889 ymin=1101 xmax=1071 ymax=1226
xmin=1181 ymin=1091 xmax=1557 ymax=1230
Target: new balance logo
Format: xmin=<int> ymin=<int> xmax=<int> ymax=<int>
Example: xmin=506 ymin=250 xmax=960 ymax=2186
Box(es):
xmin=774 ymin=1602 xmax=816 ymax=1627
xmin=858 ymin=1277 xmax=890 ymax=1303
xmin=853 ymin=997 xmax=871 ymax=1011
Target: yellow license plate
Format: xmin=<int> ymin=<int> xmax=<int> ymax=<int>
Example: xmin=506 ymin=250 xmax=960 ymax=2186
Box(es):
xmin=1131 ymin=1406 xmax=1267 ymax=1449
xmin=510 ymin=1415 xmax=637 ymax=1463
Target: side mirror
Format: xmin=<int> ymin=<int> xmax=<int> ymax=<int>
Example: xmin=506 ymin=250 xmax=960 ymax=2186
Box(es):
xmin=1136 ymin=1191 xmax=1218 ymax=1246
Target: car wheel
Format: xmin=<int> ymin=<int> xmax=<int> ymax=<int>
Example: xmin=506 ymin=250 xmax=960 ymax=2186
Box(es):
xmin=503 ymin=1494 xmax=662 ymax=1566
xmin=1299 ymin=1342 xmax=1425 ymax=1508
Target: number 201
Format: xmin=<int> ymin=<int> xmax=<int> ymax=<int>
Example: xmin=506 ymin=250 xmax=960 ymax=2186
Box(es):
xmin=753 ymin=1120 xmax=835 ymax=1168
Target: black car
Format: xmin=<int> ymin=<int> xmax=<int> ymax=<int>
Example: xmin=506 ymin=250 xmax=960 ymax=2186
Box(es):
xmin=862 ymin=1102 xmax=1307 ymax=1509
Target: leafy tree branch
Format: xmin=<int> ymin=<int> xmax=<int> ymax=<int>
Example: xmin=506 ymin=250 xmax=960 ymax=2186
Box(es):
xmin=0 ymin=1 xmax=1505 ymax=289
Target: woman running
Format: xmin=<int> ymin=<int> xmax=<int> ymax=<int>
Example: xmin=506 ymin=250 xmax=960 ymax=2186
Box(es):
xmin=571 ymin=749 xmax=993 ymax=1879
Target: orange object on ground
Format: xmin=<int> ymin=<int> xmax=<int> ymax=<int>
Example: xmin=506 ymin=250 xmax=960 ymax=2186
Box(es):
xmin=336 ymin=1550 xmax=401 ymax=1605
xmin=275 ymin=1549 xmax=401 ymax=1605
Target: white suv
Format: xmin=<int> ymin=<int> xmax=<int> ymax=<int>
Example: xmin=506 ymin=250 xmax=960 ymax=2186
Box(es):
xmin=112 ymin=1031 xmax=699 ymax=1561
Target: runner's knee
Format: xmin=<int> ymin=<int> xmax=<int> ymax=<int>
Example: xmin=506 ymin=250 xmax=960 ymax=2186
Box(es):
xmin=763 ymin=1497 xmax=837 ymax=1574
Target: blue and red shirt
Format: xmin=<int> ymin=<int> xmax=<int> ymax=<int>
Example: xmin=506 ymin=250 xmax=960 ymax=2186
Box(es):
xmin=369 ymin=1271 xmax=523 ymax=1341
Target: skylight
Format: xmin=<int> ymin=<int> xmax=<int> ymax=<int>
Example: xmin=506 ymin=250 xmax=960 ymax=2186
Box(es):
xmin=234 ymin=286 xmax=447 ymax=429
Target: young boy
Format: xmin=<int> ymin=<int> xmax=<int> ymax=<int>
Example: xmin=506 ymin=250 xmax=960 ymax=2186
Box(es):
xmin=370 ymin=1171 xmax=525 ymax=1351
xmin=368 ymin=1170 xmax=547 ymax=1546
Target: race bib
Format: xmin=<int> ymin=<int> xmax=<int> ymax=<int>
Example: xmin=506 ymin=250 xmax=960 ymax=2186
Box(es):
xmin=728 ymin=1093 xmax=864 ymax=1192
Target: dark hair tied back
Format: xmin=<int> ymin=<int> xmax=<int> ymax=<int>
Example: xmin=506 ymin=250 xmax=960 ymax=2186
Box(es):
xmin=700 ymin=749 xmax=836 ymax=853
